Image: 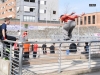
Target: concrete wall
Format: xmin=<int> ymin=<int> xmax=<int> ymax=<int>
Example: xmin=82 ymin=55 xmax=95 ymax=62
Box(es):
xmin=0 ymin=59 xmax=10 ymax=75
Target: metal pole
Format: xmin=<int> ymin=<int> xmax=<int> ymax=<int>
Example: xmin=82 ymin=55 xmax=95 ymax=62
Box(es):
xmin=88 ymin=42 xmax=91 ymax=69
xmin=19 ymin=44 xmax=23 ymax=75
xmin=45 ymin=7 xmax=47 ymax=42
xmin=9 ymin=43 xmax=12 ymax=75
xmin=58 ymin=43 xmax=62 ymax=73
xmin=78 ymin=17 xmax=80 ymax=40
xmin=20 ymin=0 xmax=22 ymax=35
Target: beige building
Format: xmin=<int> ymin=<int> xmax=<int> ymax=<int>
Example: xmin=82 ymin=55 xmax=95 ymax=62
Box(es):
xmin=76 ymin=12 xmax=100 ymax=26
xmin=0 ymin=0 xmax=16 ymax=18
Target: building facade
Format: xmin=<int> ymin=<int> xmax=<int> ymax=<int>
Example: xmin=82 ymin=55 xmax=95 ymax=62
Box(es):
xmin=0 ymin=0 xmax=59 ymax=22
xmin=0 ymin=0 xmax=16 ymax=18
xmin=76 ymin=12 xmax=100 ymax=26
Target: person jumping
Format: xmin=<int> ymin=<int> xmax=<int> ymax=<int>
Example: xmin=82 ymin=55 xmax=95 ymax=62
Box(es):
xmin=60 ymin=12 xmax=85 ymax=41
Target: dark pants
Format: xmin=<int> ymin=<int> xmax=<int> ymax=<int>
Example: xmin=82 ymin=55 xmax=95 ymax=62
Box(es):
xmin=42 ymin=47 xmax=47 ymax=54
xmin=33 ymin=52 xmax=37 ymax=58
xmin=24 ymin=52 xmax=29 ymax=59
xmin=63 ymin=21 xmax=76 ymax=39
xmin=4 ymin=35 xmax=16 ymax=47
xmin=3 ymin=35 xmax=16 ymax=59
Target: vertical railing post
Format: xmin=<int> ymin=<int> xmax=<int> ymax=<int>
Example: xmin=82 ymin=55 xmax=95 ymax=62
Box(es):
xmin=58 ymin=43 xmax=62 ymax=73
xmin=88 ymin=42 xmax=91 ymax=69
xmin=1 ymin=41 xmax=4 ymax=59
xmin=9 ymin=43 xmax=12 ymax=75
xmin=19 ymin=44 xmax=23 ymax=75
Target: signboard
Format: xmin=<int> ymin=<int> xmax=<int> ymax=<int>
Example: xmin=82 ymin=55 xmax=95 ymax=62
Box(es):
xmin=94 ymin=33 xmax=100 ymax=37
xmin=7 ymin=25 xmax=59 ymax=31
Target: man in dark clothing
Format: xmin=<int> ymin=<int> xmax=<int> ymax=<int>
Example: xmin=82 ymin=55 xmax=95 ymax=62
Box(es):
xmin=42 ymin=43 xmax=47 ymax=54
xmin=0 ymin=18 xmax=16 ymax=60
xmin=84 ymin=42 xmax=89 ymax=53
xmin=50 ymin=43 xmax=55 ymax=54
xmin=69 ymin=40 xmax=77 ymax=52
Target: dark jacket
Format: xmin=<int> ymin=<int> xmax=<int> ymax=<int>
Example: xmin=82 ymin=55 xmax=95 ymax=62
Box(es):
xmin=69 ymin=43 xmax=77 ymax=52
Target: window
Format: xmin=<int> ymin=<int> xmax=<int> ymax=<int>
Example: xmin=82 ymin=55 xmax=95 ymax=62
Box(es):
xmin=84 ymin=16 xmax=86 ymax=25
xmin=76 ymin=18 xmax=78 ymax=25
xmin=17 ymin=7 xmax=19 ymax=13
xmin=80 ymin=18 xmax=82 ymax=25
xmin=9 ymin=8 xmax=12 ymax=12
xmin=30 ymin=8 xmax=35 ymax=12
xmin=40 ymin=9 xmax=46 ymax=14
xmin=92 ymin=15 xmax=95 ymax=24
xmin=17 ymin=16 xmax=20 ymax=19
xmin=27 ymin=16 xmax=30 ymax=21
xmin=30 ymin=16 xmax=33 ymax=21
xmin=53 ymin=11 xmax=56 ymax=14
xmin=2 ymin=12 xmax=5 ymax=14
xmin=44 ymin=10 xmax=46 ymax=13
xmin=24 ymin=6 xmax=35 ymax=12
xmin=88 ymin=16 xmax=91 ymax=24
xmin=24 ymin=0 xmax=29 ymax=2
xmin=44 ymin=1 xmax=46 ymax=5
xmin=40 ymin=1 xmax=46 ymax=5
xmin=30 ymin=0 xmax=35 ymax=2
xmin=23 ymin=16 xmax=35 ymax=22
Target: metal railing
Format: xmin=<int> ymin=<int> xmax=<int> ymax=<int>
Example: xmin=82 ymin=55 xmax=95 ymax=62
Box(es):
xmin=0 ymin=40 xmax=100 ymax=75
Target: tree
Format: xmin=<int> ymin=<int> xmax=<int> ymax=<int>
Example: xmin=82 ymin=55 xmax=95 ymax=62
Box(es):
xmin=24 ymin=24 xmax=28 ymax=29
xmin=63 ymin=3 xmax=71 ymax=14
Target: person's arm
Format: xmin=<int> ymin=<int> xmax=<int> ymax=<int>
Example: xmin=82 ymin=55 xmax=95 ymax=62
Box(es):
xmin=67 ymin=12 xmax=75 ymax=16
xmin=2 ymin=24 xmax=6 ymax=40
xmin=2 ymin=29 xmax=6 ymax=39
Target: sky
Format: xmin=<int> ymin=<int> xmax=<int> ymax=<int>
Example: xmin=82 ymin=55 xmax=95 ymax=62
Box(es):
xmin=59 ymin=0 xmax=100 ymax=15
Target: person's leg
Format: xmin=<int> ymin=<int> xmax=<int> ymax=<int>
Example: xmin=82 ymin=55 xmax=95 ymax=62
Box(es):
xmin=45 ymin=47 xmax=47 ymax=54
xmin=63 ymin=22 xmax=70 ymax=40
xmin=26 ymin=52 xmax=29 ymax=59
xmin=34 ymin=52 xmax=37 ymax=58
xmin=24 ymin=52 xmax=27 ymax=59
xmin=68 ymin=21 xmax=76 ymax=39
xmin=33 ymin=52 xmax=35 ymax=58
xmin=43 ymin=48 xmax=45 ymax=54
xmin=6 ymin=35 xmax=16 ymax=46
xmin=26 ymin=52 xmax=28 ymax=58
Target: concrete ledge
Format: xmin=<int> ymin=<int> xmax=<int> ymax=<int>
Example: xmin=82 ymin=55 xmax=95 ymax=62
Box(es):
xmin=0 ymin=59 xmax=10 ymax=75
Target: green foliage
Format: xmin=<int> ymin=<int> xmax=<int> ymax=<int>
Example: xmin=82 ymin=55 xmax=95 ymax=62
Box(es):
xmin=24 ymin=24 xmax=28 ymax=29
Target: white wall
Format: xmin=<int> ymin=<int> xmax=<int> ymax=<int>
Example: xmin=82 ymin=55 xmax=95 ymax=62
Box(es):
xmin=39 ymin=0 xmax=59 ymax=21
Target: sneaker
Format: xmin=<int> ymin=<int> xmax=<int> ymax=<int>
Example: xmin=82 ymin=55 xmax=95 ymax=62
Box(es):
xmin=6 ymin=48 xmax=10 ymax=52
xmin=4 ymin=57 xmax=9 ymax=60
xmin=68 ymin=34 xmax=72 ymax=39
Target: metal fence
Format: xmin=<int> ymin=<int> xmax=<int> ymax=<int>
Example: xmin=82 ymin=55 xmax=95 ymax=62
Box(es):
xmin=0 ymin=40 xmax=100 ymax=75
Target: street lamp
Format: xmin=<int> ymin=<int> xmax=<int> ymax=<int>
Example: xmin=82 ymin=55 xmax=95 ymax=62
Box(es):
xmin=45 ymin=7 xmax=47 ymax=28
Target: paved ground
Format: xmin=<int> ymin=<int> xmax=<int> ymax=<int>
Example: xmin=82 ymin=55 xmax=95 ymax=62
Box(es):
xmin=22 ymin=59 xmax=100 ymax=74
xmin=82 ymin=72 xmax=100 ymax=75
